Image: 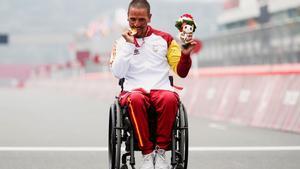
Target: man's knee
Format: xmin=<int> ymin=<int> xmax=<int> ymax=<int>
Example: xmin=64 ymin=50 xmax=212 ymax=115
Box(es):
xmin=128 ymin=92 xmax=146 ymax=105
xmin=160 ymin=91 xmax=179 ymax=105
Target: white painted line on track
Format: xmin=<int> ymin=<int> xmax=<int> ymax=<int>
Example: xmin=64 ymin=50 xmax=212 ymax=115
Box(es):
xmin=208 ymin=123 xmax=227 ymax=130
xmin=189 ymin=146 xmax=300 ymax=151
xmin=0 ymin=147 xmax=108 ymax=152
xmin=1 ymin=146 xmax=300 ymax=152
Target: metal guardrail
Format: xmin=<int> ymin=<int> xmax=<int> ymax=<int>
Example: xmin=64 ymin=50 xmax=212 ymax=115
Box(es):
xmin=198 ymin=18 xmax=300 ymax=67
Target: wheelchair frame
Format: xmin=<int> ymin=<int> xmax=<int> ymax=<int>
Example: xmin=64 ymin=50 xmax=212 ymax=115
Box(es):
xmin=109 ymin=98 xmax=189 ymax=169
xmin=108 ymin=76 xmax=188 ymax=169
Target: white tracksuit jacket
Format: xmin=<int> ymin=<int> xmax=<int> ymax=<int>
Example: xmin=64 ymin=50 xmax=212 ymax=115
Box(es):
xmin=110 ymin=26 xmax=191 ymax=92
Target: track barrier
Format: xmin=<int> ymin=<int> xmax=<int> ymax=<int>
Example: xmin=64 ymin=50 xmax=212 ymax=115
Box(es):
xmin=180 ymin=64 xmax=300 ymax=133
xmin=28 ymin=64 xmax=300 ymax=133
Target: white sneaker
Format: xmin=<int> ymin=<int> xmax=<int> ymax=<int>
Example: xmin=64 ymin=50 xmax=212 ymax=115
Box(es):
xmin=155 ymin=149 xmax=170 ymax=169
xmin=140 ymin=152 xmax=155 ymax=169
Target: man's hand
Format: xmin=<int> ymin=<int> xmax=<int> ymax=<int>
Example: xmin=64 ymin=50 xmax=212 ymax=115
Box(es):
xmin=122 ymin=30 xmax=134 ymax=44
xmin=181 ymin=40 xmax=197 ymax=55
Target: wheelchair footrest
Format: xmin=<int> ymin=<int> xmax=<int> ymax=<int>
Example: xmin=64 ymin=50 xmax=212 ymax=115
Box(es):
xmin=121 ymin=152 xmax=131 ymax=164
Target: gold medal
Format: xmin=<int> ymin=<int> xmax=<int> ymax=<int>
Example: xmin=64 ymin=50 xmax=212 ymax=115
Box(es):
xmin=129 ymin=28 xmax=137 ymax=36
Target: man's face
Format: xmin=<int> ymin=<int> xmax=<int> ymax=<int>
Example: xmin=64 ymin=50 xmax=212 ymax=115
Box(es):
xmin=128 ymin=7 xmax=151 ymax=37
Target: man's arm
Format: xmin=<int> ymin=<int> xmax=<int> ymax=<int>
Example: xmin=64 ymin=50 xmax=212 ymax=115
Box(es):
xmin=110 ymin=39 xmax=135 ymax=79
xmin=110 ymin=30 xmax=136 ymax=79
xmin=167 ymin=40 xmax=196 ymax=78
xmin=176 ymin=49 xmax=192 ymax=78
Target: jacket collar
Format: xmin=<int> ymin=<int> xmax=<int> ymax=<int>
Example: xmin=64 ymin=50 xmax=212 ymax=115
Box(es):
xmin=144 ymin=26 xmax=153 ymax=37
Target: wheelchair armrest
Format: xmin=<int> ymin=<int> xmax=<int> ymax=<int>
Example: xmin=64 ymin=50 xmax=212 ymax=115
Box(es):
xmin=169 ymin=76 xmax=183 ymax=90
xmin=119 ymin=78 xmax=125 ymax=91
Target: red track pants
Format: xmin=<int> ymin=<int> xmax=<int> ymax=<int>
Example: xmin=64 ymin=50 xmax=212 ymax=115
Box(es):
xmin=119 ymin=88 xmax=179 ymax=155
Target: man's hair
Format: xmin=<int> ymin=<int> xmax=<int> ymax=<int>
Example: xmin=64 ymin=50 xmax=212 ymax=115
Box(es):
xmin=128 ymin=0 xmax=151 ymax=15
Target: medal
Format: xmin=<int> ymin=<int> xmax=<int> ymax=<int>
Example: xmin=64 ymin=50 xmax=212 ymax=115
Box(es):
xmin=133 ymin=37 xmax=145 ymax=55
xmin=132 ymin=27 xmax=148 ymax=55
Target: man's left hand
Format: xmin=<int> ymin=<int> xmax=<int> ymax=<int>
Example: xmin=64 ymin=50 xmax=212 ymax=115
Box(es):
xmin=181 ymin=40 xmax=197 ymax=55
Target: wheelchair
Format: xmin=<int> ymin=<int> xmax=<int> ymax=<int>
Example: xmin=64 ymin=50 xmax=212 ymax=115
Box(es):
xmin=108 ymin=77 xmax=189 ymax=169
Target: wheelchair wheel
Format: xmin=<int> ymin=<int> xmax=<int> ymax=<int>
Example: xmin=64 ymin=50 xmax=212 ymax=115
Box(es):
xmin=179 ymin=102 xmax=189 ymax=169
xmin=109 ymin=100 xmax=122 ymax=169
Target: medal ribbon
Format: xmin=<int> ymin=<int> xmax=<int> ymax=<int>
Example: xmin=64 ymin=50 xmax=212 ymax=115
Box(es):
xmin=133 ymin=37 xmax=145 ymax=48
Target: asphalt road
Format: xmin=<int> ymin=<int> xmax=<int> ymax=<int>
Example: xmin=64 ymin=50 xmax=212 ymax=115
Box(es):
xmin=1 ymin=87 xmax=300 ymax=169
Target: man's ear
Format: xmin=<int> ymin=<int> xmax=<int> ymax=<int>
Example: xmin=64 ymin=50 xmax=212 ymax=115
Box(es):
xmin=148 ymin=13 xmax=152 ymax=23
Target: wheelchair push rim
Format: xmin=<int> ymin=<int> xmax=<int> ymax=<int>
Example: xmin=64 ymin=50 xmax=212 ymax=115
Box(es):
xmin=180 ymin=103 xmax=189 ymax=169
xmin=108 ymin=101 xmax=122 ymax=169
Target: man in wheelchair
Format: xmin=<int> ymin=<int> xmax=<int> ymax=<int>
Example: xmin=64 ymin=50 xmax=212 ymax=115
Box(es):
xmin=110 ymin=0 xmax=196 ymax=168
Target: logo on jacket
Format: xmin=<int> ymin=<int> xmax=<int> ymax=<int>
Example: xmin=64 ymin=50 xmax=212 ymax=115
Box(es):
xmin=134 ymin=48 xmax=140 ymax=55
xmin=153 ymin=45 xmax=159 ymax=53
xmin=153 ymin=44 xmax=164 ymax=53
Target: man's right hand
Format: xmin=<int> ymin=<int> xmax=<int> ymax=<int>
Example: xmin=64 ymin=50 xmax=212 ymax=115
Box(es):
xmin=122 ymin=30 xmax=134 ymax=44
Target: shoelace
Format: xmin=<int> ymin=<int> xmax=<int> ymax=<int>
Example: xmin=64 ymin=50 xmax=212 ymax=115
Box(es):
xmin=143 ymin=154 xmax=153 ymax=162
xmin=158 ymin=154 xmax=166 ymax=161
xmin=156 ymin=149 xmax=166 ymax=161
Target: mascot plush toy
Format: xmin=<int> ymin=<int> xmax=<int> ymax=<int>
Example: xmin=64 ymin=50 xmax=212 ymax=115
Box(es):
xmin=175 ymin=14 xmax=197 ymax=48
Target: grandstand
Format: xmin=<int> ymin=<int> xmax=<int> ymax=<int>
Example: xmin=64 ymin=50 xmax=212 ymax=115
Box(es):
xmin=198 ymin=0 xmax=300 ymax=67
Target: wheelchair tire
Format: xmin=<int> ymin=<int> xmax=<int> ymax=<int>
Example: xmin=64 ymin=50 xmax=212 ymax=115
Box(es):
xmin=120 ymin=164 xmax=128 ymax=169
xmin=109 ymin=101 xmax=122 ymax=169
xmin=179 ymin=103 xmax=189 ymax=169
xmin=174 ymin=164 xmax=184 ymax=169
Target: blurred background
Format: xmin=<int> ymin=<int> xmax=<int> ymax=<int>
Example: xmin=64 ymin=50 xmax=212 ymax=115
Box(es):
xmin=0 ymin=0 xmax=222 ymax=86
xmin=1 ymin=0 xmax=300 ymax=169
xmin=1 ymin=0 xmax=300 ymax=86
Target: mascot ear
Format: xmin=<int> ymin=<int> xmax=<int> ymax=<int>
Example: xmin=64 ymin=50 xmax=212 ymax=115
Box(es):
xmin=192 ymin=24 xmax=196 ymax=32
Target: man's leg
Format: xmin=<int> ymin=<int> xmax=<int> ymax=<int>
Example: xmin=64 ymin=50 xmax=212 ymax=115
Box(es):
xmin=150 ymin=90 xmax=179 ymax=150
xmin=119 ymin=90 xmax=154 ymax=155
